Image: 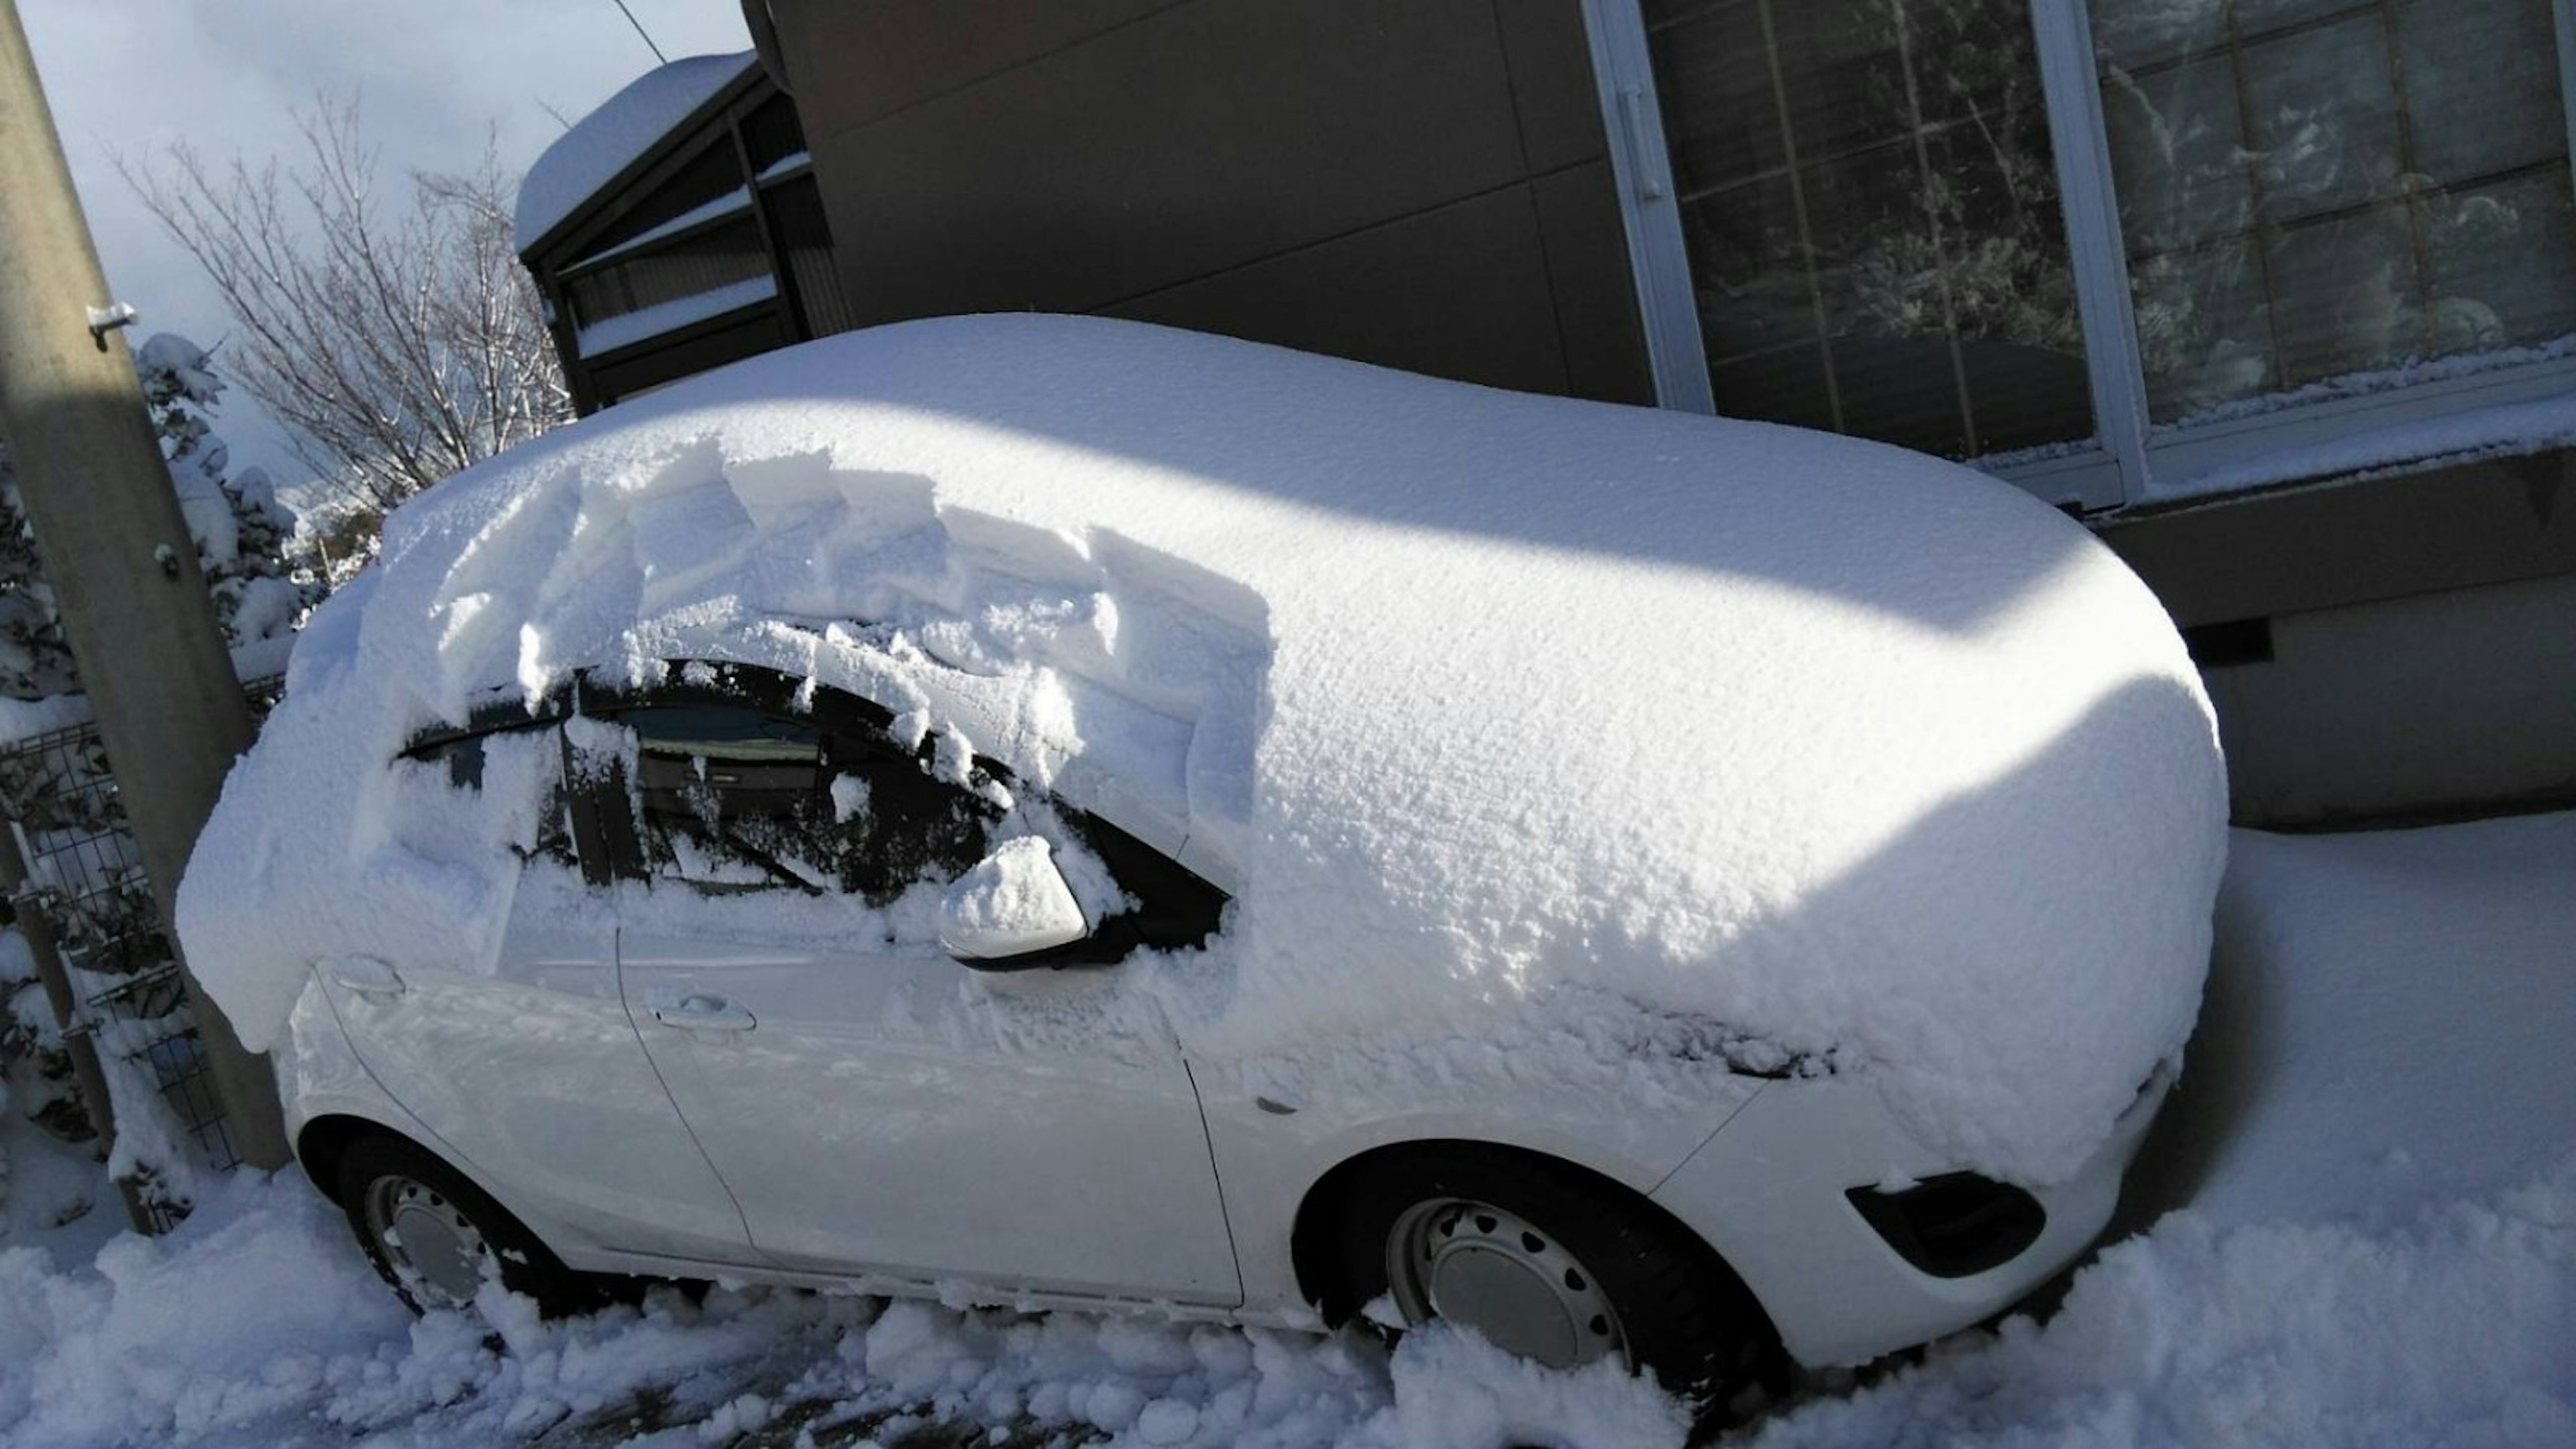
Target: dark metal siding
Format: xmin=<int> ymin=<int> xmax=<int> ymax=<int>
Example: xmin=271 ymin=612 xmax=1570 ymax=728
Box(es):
xmin=769 ymin=0 xmax=1652 ymax=402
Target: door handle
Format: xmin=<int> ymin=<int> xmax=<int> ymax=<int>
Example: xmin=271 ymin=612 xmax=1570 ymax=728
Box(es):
xmin=321 ymin=956 xmax=405 ymax=999
xmin=649 ymin=994 xmax=756 ymax=1032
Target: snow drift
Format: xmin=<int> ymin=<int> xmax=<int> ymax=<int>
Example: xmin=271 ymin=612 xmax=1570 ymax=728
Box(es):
xmin=177 ymin=315 xmax=2226 ymax=1184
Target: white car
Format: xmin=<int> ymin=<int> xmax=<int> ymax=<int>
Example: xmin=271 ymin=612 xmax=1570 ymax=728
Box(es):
xmin=182 ymin=317 xmax=2225 ymax=1413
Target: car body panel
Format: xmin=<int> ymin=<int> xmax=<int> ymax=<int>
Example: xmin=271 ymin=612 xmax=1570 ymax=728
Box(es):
xmin=316 ymin=865 xmax=756 ymax=1265
xmin=617 ymin=904 xmax=1242 ymax=1305
xmin=1191 ymin=1063 xmax=1768 ymax=1315
xmin=1654 ymin=1065 xmax=2174 ymax=1367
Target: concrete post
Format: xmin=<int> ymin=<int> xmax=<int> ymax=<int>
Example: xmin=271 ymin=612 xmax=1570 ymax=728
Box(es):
xmin=0 ymin=0 xmax=289 ymax=1170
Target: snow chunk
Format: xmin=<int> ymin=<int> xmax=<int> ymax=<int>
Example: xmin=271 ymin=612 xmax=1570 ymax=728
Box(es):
xmin=513 ymin=52 xmax=756 ymax=252
xmin=829 ymin=772 xmax=870 ymax=824
xmin=177 ymin=315 xmax=2224 ymax=1184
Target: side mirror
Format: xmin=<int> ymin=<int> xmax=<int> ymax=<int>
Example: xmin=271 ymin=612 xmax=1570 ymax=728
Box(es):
xmin=939 ymin=836 xmax=1092 ymax=969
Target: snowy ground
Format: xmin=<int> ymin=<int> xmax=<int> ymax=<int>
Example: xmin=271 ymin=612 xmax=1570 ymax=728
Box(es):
xmin=0 ymin=812 xmax=2568 ymax=1448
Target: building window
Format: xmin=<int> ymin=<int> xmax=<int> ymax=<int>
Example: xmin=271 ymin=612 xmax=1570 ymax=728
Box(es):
xmin=564 ymin=217 xmax=771 ymax=341
xmin=2094 ymin=0 xmax=2576 ymax=421
xmin=1646 ymin=0 xmax=2092 ymax=460
xmin=1598 ymin=0 xmax=2576 ymax=508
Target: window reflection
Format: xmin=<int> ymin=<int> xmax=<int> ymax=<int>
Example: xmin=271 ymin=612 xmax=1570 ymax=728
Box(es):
xmin=2094 ymin=0 xmax=2576 ymax=419
xmin=1644 ymin=0 xmax=2094 ymax=459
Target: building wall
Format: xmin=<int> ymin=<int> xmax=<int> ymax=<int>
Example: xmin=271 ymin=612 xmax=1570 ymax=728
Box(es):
xmin=765 ymin=0 xmax=1653 ymax=403
xmin=2204 ymin=570 xmax=2576 ymax=827
xmin=2101 ymin=451 xmax=2576 ymax=826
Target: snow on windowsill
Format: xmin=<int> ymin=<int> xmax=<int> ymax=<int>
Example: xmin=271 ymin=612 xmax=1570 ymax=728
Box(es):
xmin=575 ymin=277 xmax=777 ymax=359
xmin=2148 ymin=389 xmax=2576 ymax=504
xmin=755 ymin=150 xmax=811 ymax=184
xmin=2157 ymin=335 xmax=2576 ymax=434
xmin=565 ymin=187 xmax=752 ymax=274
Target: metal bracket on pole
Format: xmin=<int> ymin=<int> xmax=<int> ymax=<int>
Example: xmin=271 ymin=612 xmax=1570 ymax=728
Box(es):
xmin=83 ymin=301 xmax=136 ymax=352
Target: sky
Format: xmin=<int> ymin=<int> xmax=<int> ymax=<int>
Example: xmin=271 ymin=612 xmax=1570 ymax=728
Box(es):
xmin=19 ymin=0 xmax=755 ymax=500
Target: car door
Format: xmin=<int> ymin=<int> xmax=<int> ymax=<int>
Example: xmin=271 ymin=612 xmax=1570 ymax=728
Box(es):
xmin=317 ymin=719 xmax=757 ymax=1267
xmin=594 ymin=666 xmax=1242 ymax=1305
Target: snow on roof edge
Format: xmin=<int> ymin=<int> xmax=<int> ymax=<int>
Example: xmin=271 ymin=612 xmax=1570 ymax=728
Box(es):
xmin=515 ymin=52 xmax=759 ymax=255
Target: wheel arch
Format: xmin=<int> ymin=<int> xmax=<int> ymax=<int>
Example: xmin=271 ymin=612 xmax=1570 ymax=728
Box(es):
xmin=295 ymin=1112 xmax=426 ymax=1204
xmin=1287 ymin=1136 xmax=1779 ymax=1346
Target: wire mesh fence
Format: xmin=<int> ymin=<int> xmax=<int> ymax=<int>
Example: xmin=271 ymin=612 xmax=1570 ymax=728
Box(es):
xmin=0 ymin=674 xmax=287 ymax=1229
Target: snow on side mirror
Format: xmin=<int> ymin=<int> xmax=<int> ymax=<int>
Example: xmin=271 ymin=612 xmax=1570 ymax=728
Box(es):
xmin=938 ymin=836 xmax=1093 ymax=969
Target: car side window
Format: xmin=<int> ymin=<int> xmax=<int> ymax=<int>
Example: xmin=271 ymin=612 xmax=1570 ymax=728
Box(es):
xmin=585 ymin=662 xmax=1226 ymax=957
xmin=612 ymin=701 xmax=1000 ymax=905
xmin=396 ymin=723 xmax=579 ymax=867
xmin=619 ymin=706 xmax=835 ymax=894
xmin=818 ymin=722 xmax=1000 ymax=905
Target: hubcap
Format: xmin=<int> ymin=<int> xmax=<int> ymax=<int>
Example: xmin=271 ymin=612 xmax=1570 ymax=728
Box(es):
xmin=1385 ymin=1198 xmax=1627 ymax=1369
xmin=363 ymin=1175 xmax=492 ymax=1309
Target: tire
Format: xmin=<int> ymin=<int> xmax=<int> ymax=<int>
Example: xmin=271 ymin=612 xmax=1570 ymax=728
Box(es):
xmin=333 ymin=1132 xmax=600 ymax=1318
xmin=1320 ymin=1144 xmax=1776 ymax=1411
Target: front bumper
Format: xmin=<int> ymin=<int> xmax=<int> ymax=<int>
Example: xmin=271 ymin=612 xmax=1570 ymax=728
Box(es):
xmin=1650 ymin=1063 xmax=2172 ymax=1368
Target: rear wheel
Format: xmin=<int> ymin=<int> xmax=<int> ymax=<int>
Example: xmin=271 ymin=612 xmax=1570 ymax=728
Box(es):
xmin=1322 ymin=1144 xmax=1776 ymax=1409
xmin=334 ymin=1133 xmax=598 ymax=1316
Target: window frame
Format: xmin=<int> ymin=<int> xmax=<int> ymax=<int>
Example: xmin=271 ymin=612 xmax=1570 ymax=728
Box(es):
xmin=1588 ymin=0 xmax=2576 ymax=513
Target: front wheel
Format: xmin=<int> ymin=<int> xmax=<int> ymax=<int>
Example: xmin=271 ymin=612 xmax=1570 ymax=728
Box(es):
xmin=334 ymin=1133 xmax=597 ymax=1317
xmin=1323 ymin=1144 xmax=1776 ymax=1409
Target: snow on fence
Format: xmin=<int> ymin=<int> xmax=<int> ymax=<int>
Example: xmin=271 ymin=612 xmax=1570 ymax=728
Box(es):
xmin=0 ymin=674 xmax=287 ymax=1231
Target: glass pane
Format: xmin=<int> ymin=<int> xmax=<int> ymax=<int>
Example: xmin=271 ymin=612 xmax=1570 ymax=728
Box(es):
xmin=2100 ymin=55 xmax=2251 ymax=253
xmin=2424 ymin=172 xmax=2576 ymax=350
xmin=2398 ymin=0 xmax=2568 ymax=184
xmin=625 ymin=708 xmax=837 ymax=893
xmin=2264 ymin=203 xmax=2425 ymax=386
xmin=2094 ymin=0 xmax=2226 ymax=69
xmin=2093 ymin=0 xmax=2576 ymax=421
xmin=2241 ymin=15 xmax=2403 ymax=222
xmin=1644 ymin=0 xmax=2092 ymax=460
xmin=2127 ymin=239 xmax=2273 ymax=416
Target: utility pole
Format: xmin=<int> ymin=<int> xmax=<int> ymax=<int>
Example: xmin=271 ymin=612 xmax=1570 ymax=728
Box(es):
xmin=0 ymin=1 xmax=288 ymax=1170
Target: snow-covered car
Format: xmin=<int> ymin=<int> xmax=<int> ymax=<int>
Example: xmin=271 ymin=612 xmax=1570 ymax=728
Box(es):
xmin=179 ymin=316 xmax=2226 ymax=1411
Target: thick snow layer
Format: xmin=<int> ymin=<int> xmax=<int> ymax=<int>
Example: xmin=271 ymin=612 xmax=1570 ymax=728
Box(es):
xmin=512 ymin=52 xmax=754 ymax=253
xmin=9 ymin=815 xmax=2570 ymax=1446
xmin=177 ymin=315 xmax=2225 ymax=1185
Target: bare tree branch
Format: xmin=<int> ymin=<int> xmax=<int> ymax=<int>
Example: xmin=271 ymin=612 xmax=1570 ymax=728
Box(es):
xmin=115 ymin=95 xmax=573 ymax=520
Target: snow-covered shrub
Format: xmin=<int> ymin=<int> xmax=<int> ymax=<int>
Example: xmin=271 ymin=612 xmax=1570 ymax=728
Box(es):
xmin=0 ymin=333 xmax=320 ymax=703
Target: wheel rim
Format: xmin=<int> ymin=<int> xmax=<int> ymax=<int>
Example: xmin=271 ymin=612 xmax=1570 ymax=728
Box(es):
xmin=1385 ymin=1197 xmax=1628 ymax=1369
xmin=361 ymin=1174 xmax=492 ymax=1309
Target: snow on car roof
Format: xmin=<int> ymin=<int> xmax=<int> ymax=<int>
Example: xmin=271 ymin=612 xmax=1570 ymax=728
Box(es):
xmin=513 ymin=52 xmax=756 ymax=254
xmin=178 ymin=315 xmax=2226 ymax=1184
